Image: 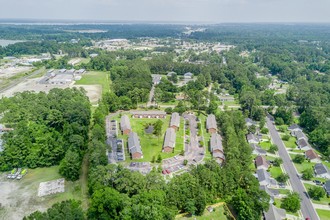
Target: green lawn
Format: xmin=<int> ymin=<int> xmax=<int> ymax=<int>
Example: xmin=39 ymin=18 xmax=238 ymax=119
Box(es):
xmin=176 ymin=205 xmax=228 ymax=220
xmin=278 ymin=188 xmax=291 ymax=195
xmin=304 ymin=183 xmax=330 ymax=205
xmin=316 ymin=209 xmax=330 ymax=220
xmin=289 ymin=154 xmax=314 ymax=173
xmin=260 ymin=141 xmax=271 ymax=151
xmin=115 ymin=114 xmax=184 ymax=162
xmin=269 ymin=166 xmax=283 ymax=179
xmin=198 ymin=113 xmax=212 ymax=158
xmin=283 ymin=136 xmax=297 ymax=149
xmin=75 ymin=71 xmax=110 ymax=94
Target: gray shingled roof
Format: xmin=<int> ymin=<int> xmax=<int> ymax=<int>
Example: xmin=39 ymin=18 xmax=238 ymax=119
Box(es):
xmin=128 ymin=132 xmax=142 ymax=155
xmin=163 ymin=128 xmax=176 ymax=149
xmin=314 ymin=163 xmax=329 ymax=175
xmin=297 ymin=138 xmax=309 ymax=148
xmin=120 ymin=115 xmax=131 ymax=131
xmin=247 ymin=133 xmax=259 ymax=142
xmin=324 ymin=180 xmax=330 ymax=195
xmin=257 ymin=169 xmax=271 ymax=183
xmin=250 ymin=143 xmax=267 ymax=155
xmin=213 ymin=151 xmax=225 ymax=160
xmin=206 ymin=114 xmax=217 ymax=130
xmin=288 ymin=124 xmax=302 ymax=131
xmin=170 ymin=112 xmax=180 ymax=128
xmin=294 ymin=130 xmax=308 ymax=140
xmin=210 ymin=133 xmax=223 ymax=152
xmin=264 ymin=204 xmax=286 ymax=220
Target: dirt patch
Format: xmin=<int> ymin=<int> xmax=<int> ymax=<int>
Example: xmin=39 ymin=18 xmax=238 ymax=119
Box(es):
xmin=0 ymin=77 xmax=71 ymax=98
xmin=71 ymin=84 xmax=102 ymax=104
xmin=38 ymin=179 xmax=65 ymax=197
xmin=0 ymin=174 xmax=47 ymax=220
xmin=0 ymin=66 xmax=33 ymax=79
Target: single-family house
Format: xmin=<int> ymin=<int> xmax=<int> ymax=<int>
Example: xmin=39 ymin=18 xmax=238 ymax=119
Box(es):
xmin=250 ymin=143 xmax=267 ymax=156
xmin=170 ymin=112 xmax=180 ymax=131
xmin=245 ymin=118 xmax=257 ymax=127
xmin=218 ymin=95 xmax=235 ymax=102
xmin=255 ymin=155 xmax=270 ymax=170
xmin=263 ymin=204 xmax=286 ymax=220
xmin=293 ymin=130 xmax=308 ymax=141
xmin=120 ymin=115 xmax=132 ymax=135
xmin=128 ymin=132 xmax=143 ymax=159
xmin=184 ymin=72 xmax=193 ymax=79
xmin=210 ymin=133 xmax=225 ymax=164
xmin=206 ymin=114 xmax=217 ymax=133
xmin=167 ymin=72 xmax=176 ymax=77
xmin=152 ymin=75 xmax=162 ymax=85
xmin=314 ymin=163 xmax=330 ymax=179
xmin=257 ymin=169 xmax=277 ymax=187
xmin=260 ymin=185 xmax=279 ymax=204
xmin=297 ymin=138 xmax=311 ymax=151
xmin=163 ymin=128 xmax=176 ymax=153
xmin=247 ymin=133 xmax=260 ymax=144
xmin=305 ymin=149 xmax=321 ymax=163
xmin=288 ymin=124 xmax=302 ymax=132
xmin=324 ymin=180 xmax=330 ymax=197
xmin=131 ymin=110 xmax=167 ymax=119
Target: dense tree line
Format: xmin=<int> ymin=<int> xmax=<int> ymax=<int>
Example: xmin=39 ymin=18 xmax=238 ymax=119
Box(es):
xmin=86 ymin=97 xmax=269 ymax=219
xmin=0 ymin=88 xmax=91 ymax=178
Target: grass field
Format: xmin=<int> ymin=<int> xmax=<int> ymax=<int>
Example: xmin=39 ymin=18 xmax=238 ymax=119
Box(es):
xmin=269 ymin=166 xmax=283 ymax=179
xmin=316 ymin=209 xmax=330 ymax=220
xmin=75 ymin=71 xmax=110 ymax=94
xmin=289 ymin=154 xmax=314 ymax=173
xmin=303 ymin=183 xmax=330 ymax=205
xmin=283 ymin=136 xmax=297 ymax=149
xmin=176 ymin=205 xmax=228 ymax=220
xmin=115 ymin=114 xmax=184 ymax=162
xmin=259 ymin=141 xmax=271 ymax=151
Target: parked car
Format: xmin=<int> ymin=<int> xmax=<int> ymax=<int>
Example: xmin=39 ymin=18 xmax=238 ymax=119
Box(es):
xmin=313 ymin=180 xmax=322 ymax=185
xmin=165 ymin=169 xmax=171 ymax=174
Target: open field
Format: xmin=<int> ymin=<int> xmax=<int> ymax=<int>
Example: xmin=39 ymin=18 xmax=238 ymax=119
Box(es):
xmin=114 ymin=114 xmax=184 ymax=162
xmin=75 ymin=71 xmax=110 ymax=94
xmin=0 ymin=166 xmax=84 ymax=220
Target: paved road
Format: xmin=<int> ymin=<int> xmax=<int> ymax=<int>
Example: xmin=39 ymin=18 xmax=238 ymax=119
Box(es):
xmin=266 ymin=117 xmax=319 ymax=220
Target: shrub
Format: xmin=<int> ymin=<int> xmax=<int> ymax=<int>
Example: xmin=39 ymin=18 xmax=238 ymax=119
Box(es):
xmin=282 ymin=134 xmax=290 ymax=141
xmin=260 ymin=127 xmax=269 ymax=134
xmin=308 ymin=187 xmax=325 ymax=200
xmin=273 ymin=158 xmax=283 ymax=167
xmin=293 ymin=154 xmax=305 ymax=164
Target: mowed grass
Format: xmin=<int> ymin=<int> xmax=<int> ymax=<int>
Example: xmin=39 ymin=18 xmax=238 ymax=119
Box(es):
xmin=269 ymin=166 xmax=283 ymax=179
xmin=259 ymin=141 xmax=271 ymax=151
xmin=303 ymin=183 xmax=330 ymax=205
xmin=289 ymin=153 xmax=315 ymax=173
xmin=316 ymin=209 xmax=330 ymax=220
xmin=75 ymin=71 xmax=110 ymax=94
xmin=283 ymin=136 xmax=297 ymax=149
xmin=116 ymin=115 xmax=184 ymax=162
xmin=176 ymin=205 xmax=228 ymax=220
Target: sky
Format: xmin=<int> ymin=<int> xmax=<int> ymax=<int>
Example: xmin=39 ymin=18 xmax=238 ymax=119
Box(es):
xmin=0 ymin=0 xmax=330 ymax=23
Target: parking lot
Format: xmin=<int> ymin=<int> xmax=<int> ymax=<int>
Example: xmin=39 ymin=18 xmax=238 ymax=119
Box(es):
xmin=126 ymin=162 xmax=151 ymax=174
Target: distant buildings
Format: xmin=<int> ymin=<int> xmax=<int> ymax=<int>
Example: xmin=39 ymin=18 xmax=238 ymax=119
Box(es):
xmin=206 ymin=114 xmax=217 ymax=134
xmin=39 ymin=69 xmax=86 ymax=85
xmin=128 ymin=132 xmax=143 ymax=159
xmin=163 ymin=128 xmax=176 ymax=153
xmin=120 ymin=115 xmax=132 ymax=135
xmin=131 ymin=110 xmax=167 ymax=119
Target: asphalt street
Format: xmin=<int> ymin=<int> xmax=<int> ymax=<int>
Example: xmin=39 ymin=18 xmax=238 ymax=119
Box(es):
xmin=266 ymin=117 xmax=319 ymax=220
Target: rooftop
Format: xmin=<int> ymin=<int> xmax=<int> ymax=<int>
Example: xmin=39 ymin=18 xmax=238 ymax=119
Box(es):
xmin=206 ymin=114 xmax=217 ymax=130
xmin=163 ymin=128 xmax=176 ymax=149
xmin=170 ymin=112 xmax=180 ymax=128
xmin=314 ymin=163 xmax=329 ymax=175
